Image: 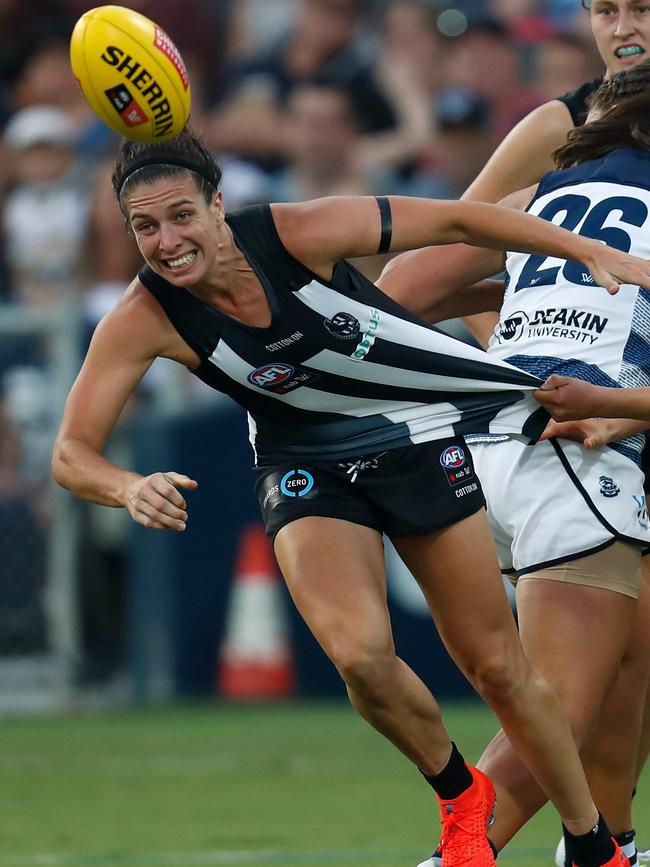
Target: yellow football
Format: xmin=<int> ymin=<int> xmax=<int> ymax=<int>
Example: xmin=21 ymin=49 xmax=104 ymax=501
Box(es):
xmin=70 ymin=5 xmax=191 ymax=141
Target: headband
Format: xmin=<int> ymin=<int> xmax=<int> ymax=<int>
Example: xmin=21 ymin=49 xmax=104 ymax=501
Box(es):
xmin=115 ymin=155 xmax=220 ymax=198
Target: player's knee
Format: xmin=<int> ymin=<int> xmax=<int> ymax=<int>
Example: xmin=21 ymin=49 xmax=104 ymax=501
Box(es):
xmin=331 ymin=639 xmax=395 ymax=695
xmin=464 ymin=640 xmax=528 ymax=703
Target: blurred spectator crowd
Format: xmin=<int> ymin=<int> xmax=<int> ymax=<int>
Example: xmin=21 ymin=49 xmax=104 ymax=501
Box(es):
xmin=0 ymin=0 xmax=603 ymax=677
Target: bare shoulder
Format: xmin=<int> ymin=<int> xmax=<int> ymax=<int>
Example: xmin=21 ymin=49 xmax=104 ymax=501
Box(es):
xmin=464 ymin=100 xmax=574 ymax=203
xmin=92 ymin=279 xmax=200 ymax=368
xmin=516 ymin=99 xmax=575 ymax=135
xmin=499 ymin=183 xmax=539 ymax=211
xmin=270 ymin=197 xmax=377 ymax=264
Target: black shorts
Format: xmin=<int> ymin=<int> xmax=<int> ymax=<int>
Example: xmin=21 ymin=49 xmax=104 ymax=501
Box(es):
xmin=255 ymin=437 xmax=486 ymax=540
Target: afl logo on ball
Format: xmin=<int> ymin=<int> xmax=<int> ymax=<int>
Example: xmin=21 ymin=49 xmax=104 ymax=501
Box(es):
xmin=440 ymin=445 xmax=465 ymax=469
xmin=248 ymin=363 xmax=295 ymax=389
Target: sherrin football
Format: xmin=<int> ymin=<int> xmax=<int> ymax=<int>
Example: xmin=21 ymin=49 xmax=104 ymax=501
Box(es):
xmin=70 ymin=5 xmax=191 ymax=141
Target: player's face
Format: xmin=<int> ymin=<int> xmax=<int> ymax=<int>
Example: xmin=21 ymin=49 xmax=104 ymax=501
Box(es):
xmin=125 ymin=175 xmax=223 ymax=287
xmin=590 ymin=0 xmax=650 ymax=74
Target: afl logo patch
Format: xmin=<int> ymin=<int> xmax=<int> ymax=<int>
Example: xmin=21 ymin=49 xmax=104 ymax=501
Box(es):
xmin=324 ymin=311 xmax=360 ymax=340
xmin=248 ymin=363 xmax=295 ymax=389
xmin=440 ymin=445 xmax=466 ymax=469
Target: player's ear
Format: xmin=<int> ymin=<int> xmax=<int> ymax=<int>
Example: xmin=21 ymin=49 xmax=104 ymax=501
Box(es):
xmin=213 ymin=190 xmax=224 ymax=224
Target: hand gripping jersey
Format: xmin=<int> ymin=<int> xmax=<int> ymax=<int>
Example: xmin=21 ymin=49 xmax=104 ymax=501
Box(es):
xmin=139 ymin=203 xmax=547 ymax=465
xmin=471 ymin=149 xmax=650 ymax=572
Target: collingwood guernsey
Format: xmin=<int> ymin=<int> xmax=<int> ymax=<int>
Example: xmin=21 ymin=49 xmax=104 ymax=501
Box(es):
xmin=139 ymin=203 xmax=547 ymax=464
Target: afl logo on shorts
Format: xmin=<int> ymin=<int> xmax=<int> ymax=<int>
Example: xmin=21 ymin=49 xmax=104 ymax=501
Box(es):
xmin=440 ymin=445 xmax=466 ymax=469
xmin=248 ymin=363 xmax=295 ymax=389
xmin=280 ymin=469 xmax=315 ymax=497
xmin=324 ymin=312 xmax=360 ymax=340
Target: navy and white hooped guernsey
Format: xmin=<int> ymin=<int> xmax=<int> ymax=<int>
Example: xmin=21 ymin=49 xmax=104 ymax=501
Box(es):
xmin=139 ymin=203 xmax=547 ymax=466
xmin=471 ymin=149 xmax=650 ymax=573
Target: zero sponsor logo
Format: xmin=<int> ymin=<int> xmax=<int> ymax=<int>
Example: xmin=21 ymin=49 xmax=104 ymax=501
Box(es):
xmin=352 ymin=308 xmax=380 ymax=361
xmin=280 ymin=469 xmax=315 ymax=497
xmin=495 ymin=307 xmax=608 ymax=346
xmin=440 ymin=444 xmax=475 ymax=487
xmin=247 ymin=363 xmax=319 ymax=394
xmin=599 ymin=475 xmax=620 ymax=498
xmin=324 ymin=312 xmax=360 ymax=340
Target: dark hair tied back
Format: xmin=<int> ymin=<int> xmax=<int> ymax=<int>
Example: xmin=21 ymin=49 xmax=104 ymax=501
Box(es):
xmin=112 ymin=128 xmax=223 ymax=210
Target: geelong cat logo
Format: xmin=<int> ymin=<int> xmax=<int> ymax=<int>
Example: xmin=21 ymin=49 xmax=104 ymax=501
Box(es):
xmin=495 ymin=311 xmax=528 ymax=343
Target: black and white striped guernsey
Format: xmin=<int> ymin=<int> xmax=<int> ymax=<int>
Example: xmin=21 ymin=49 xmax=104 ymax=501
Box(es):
xmin=139 ymin=203 xmax=548 ymax=465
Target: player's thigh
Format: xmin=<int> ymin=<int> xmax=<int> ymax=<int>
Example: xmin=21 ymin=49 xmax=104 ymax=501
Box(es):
xmin=274 ymin=516 xmax=392 ymax=661
xmin=515 ymin=551 xmax=639 ymax=729
xmin=391 ymin=508 xmax=523 ymax=671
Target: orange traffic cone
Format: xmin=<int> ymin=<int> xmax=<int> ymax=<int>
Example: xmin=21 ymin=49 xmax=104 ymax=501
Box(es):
xmin=217 ymin=523 xmax=296 ymax=699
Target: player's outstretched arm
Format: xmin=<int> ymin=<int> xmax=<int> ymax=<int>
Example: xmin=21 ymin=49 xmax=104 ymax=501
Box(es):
xmin=534 ymin=375 xmax=650 ymax=423
xmin=52 ymin=288 xmax=198 ymax=531
xmin=273 ymin=195 xmax=650 ymax=297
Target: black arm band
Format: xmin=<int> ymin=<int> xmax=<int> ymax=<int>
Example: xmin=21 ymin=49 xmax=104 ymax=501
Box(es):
xmin=375 ymin=196 xmax=392 ymax=254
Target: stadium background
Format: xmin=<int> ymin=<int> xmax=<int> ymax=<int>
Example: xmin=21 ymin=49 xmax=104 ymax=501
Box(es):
xmin=0 ymin=2 xmax=646 ymax=865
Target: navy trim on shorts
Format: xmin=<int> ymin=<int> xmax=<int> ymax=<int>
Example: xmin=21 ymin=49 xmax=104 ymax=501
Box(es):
xmin=542 ymin=438 xmax=650 ymax=557
xmin=515 ymin=536 xmax=618 ymax=577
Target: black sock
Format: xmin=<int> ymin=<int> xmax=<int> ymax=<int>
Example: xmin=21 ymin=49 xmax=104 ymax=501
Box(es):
xmin=614 ymin=830 xmax=635 ymax=849
xmin=421 ymin=742 xmax=473 ymax=800
xmin=564 ymin=814 xmax=615 ymax=867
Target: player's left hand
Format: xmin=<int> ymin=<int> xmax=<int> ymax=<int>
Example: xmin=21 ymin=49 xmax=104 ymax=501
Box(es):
xmin=538 ymin=417 xmax=612 ymax=448
xmin=533 ymin=374 xmax=607 ymax=422
xmin=584 ymin=242 xmax=650 ymax=294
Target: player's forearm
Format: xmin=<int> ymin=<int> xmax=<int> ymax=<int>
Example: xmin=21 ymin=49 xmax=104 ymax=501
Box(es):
xmin=52 ymin=437 xmax=142 ymax=508
xmin=451 ymin=200 xmax=600 ymax=264
xmin=593 ymin=387 xmax=650 ymax=422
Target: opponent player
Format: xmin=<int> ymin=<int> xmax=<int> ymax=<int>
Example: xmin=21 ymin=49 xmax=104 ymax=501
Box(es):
xmin=377 ymin=67 xmax=650 ymax=867
xmin=382 ymin=3 xmax=650 ymax=862
xmin=52 ymin=131 xmax=647 ymax=867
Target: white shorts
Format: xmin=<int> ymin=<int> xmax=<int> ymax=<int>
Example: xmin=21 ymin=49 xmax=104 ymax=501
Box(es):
xmin=469 ymin=437 xmax=650 ymax=575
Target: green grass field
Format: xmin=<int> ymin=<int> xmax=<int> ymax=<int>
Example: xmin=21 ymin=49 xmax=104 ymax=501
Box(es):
xmin=0 ymin=700 xmax=647 ymax=867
